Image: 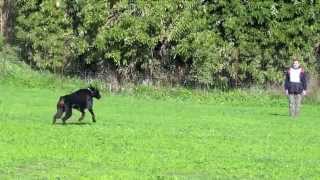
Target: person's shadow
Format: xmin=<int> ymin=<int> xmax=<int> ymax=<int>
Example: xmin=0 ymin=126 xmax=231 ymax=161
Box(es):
xmin=269 ymin=113 xmax=288 ymax=117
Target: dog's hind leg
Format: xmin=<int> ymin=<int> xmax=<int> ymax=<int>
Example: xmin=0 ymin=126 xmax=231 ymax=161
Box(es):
xmin=53 ymin=108 xmax=64 ymax=124
xmin=53 ymin=97 xmax=65 ymax=124
xmin=62 ymin=106 xmax=72 ymax=124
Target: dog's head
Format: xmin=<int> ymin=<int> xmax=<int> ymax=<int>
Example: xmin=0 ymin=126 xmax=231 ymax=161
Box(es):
xmin=88 ymin=85 xmax=101 ymax=99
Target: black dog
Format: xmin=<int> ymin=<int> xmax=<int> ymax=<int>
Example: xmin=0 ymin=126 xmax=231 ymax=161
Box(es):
xmin=53 ymin=86 xmax=101 ymax=124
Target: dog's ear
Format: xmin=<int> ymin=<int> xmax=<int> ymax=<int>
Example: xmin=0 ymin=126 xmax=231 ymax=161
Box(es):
xmin=88 ymin=84 xmax=100 ymax=92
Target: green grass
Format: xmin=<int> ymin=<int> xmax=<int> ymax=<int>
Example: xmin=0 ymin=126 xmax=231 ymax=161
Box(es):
xmin=1 ymin=51 xmax=320 ymax=179
xmin=0 ymin=83 xmax=320 ymax=179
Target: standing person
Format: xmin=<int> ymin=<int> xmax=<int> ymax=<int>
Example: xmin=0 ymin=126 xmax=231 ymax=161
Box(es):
xmin=284 ymin=58 xmax=307 ymax=117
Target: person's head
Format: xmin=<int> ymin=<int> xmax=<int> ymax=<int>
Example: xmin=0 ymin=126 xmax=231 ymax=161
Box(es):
xmin=292 ymin=57 xmax=300 ymax=69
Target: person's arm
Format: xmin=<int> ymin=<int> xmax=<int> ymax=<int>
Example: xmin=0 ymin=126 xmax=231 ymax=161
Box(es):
xmin=301 ymin=71 xmax=307 ymax=95
xmin=284 ymin=70 xmax=290 ymax=95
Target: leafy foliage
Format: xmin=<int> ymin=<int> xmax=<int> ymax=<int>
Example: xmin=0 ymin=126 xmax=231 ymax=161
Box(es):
xmin=13 ymin=0 xmax=320 ymax=88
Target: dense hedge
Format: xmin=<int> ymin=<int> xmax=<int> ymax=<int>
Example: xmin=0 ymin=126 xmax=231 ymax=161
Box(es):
xmin=14 ymin=0 xmax=320 ymax=88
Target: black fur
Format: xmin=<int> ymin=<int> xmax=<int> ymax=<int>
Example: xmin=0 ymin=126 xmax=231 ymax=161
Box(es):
xmin=53 ymin=86 xmax=101 ymax=124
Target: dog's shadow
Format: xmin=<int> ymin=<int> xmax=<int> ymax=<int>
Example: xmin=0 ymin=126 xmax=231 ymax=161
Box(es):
xmin=54 ymin=122 xmax=92 ymax=126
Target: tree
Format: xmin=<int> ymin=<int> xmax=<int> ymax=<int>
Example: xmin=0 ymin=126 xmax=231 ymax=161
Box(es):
xmin=13 ymin=0 xmax=320 ymax=88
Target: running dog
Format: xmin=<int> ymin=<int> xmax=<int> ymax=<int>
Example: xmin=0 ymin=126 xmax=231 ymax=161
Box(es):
xmin=53 ymin=86 xmax=101 ymax=124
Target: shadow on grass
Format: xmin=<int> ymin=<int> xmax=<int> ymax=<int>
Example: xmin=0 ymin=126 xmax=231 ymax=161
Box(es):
xmin=269 ymin=113 xmax=288 ymax=117
xmin=54 ymin=122 xmax=93 ymax=126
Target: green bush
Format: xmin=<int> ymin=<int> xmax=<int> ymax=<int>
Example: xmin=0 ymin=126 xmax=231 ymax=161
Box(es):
xmin=13 ymin=0 xmax=320 ymax=88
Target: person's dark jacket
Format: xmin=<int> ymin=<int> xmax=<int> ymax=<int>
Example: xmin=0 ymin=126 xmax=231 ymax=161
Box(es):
xmin=284 ymin=68 xmax=307 ymax=94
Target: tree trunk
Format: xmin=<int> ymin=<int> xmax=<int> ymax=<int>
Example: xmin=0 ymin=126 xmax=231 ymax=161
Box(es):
xmin=0 ymin=0 xmax=14 ymax=42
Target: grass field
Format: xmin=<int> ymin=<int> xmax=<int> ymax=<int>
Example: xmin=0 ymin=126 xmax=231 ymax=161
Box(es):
xmin=0 ymin=83 xmax=320 ymax=179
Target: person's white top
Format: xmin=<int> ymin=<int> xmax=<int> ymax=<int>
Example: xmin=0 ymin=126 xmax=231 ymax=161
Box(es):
xmin=289 ymin=68 xmax=301 ymax=83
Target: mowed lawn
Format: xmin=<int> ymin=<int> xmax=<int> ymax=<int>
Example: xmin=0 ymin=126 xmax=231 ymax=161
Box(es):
xmin=0 ymin=84 xmax=319 ymax=179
